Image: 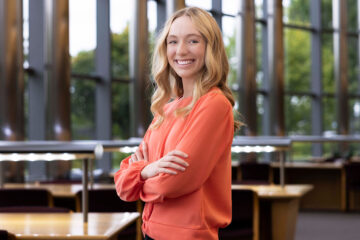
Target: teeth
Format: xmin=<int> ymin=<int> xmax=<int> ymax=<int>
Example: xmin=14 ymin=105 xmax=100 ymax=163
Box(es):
xmin=177 ymin=60 xmax=193 ymax=65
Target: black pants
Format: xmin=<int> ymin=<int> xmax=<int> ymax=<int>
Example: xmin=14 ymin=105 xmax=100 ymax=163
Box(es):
xmin=144 ymin=234 xmax=154 ymax=240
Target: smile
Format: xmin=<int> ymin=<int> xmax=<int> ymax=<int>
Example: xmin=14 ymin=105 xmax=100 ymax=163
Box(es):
xmin=175 ymin=59 xmax=195 ymax=65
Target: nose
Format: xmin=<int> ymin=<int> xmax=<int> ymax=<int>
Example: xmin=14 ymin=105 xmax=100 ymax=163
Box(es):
xmin=176 ymin=41 xmax=188 ymax=55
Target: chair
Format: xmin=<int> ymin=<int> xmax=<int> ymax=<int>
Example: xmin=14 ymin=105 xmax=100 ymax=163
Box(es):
xmin=219 ymin=189 xmax=255 ymax=240
xmin=0 ymin=206 xmax=70 ymax=213
xmin=234 ymin=161 xmax=271 ymax=185
xmin=75 ymin=189 xmax=140 ymax=240
xmin=0 ymin=230 xmax=16 ymax=240
xmin=344 ymin=162 xmax=360 ymax=211
xmin=0 ymin=188 xmax=54 ymax=207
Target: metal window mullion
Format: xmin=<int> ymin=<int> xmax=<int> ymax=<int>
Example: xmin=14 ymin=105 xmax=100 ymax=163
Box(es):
xmin=28 ymin=0 xmax=47 ymax=181
xmin=358 ymin=0 xmax=360 ymax=94
xmin=211 ymin=0 xmax=222 ymax=29
xmin=262 ymin=0 xmax=271 ymax=136
xmin=310 ymin=0 xmax=323 ymax=156
xmin=96 ymin=0 xmax=112 ymax=172
xmin=156 ymin=0 xmax=166 ymax=34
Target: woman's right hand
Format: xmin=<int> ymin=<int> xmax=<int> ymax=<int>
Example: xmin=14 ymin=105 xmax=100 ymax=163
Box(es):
xmin=140 ymin=150 xmax=189 ymax=180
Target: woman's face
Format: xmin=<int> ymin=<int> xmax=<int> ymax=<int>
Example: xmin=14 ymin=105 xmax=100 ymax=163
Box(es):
xmin=166 ymin=16 xmax=206 ymax=83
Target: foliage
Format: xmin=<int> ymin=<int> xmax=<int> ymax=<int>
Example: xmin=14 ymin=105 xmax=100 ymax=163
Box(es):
xmin=71 ymin=51 xmax=96 ymax=139
xmin=71 ymin=28 xmax=131 ymax=140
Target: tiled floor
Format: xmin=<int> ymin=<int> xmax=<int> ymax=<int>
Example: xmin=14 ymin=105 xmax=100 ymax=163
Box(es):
xmin=295 ymin=211 xmax=360 ymax=240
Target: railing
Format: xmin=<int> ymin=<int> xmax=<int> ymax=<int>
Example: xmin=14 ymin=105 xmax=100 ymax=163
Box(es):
xmin=0 ymin=141 xmax=103 ymax=223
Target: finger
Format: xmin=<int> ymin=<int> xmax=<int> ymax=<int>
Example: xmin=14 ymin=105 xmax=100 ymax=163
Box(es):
xmin=165 ymin=156 xmax=189 ymax=167
xmin=169 ymin=150 xmax=188 ymax=158
xmin=129 ymin=155 xmax=134 ymax=164
xmin=134 ymin=149 xmax=143 ymax=162
xmin=143 ymin=142 xmax=149 ymax=162
xmin=159 ymin=161 xmax=186 ymax=171
xmin=132 ymin=152 xmax=140 ymax=162
xmin=159 ymin=168 xmax=178 ymax=175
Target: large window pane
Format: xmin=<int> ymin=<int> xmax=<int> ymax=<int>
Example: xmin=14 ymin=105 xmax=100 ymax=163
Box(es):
xmin=323 ymin=97 xmax=336 ymax=133
xmin=23 ymin=0 xmax=29 ymax=64
xmin=348 ymin=36 xmax=359 ymax=93
xmin=284 ymin=29 xmax=311 ymax=92
xmin=148 ymin=0 xmax=157 ymax=64
xmin=185 ymin=0 xmax=211 ymax=10
xmin=69 ymin=0 xmax=96 ymax=73
xmin=222 ymin=16 xmax=237 ymax=87
xmin=112 ymin=83 xmax=130 ymax=139
xmin=222 ymin=0 xmax=239 ymax=16
xmin=321 ymin=0 xmax=332 ymax=29
xmin=111 ymin=29 xmax=129 ymax=78
xmin=350 ymin=98 xmax=360 ymax=134
xmin=285 ymin=95 xmax=311 ymax=135
xmin=256 ymin=23 xmax=263 ymax=88
xmin=283 ymin=0 xmax=310 ymax=27
xmin=347 ymin=0 xmax=357 ymax=32
xmin=322 ymin=33 xmax=335 ymax=93
xmin=257 ymin=94 xmax=265 ymax=135
xmin=292 ymin=142 xmax=311 ymax=161
xmin=110 ymin=0 xmax=131 ymax=79
xmin=255 ymin=0 xmax=263 ymax=19
xmin=71 ymin=79 xmax=96 ymax=140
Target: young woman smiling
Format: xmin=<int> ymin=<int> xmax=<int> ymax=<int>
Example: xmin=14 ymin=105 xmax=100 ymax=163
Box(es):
xmin=114 ymin=7 xmax=240 ymax=240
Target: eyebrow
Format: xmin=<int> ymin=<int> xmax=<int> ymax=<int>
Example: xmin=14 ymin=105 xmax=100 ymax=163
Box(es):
xmin=167 ymin=33 xmax=202 ymax=39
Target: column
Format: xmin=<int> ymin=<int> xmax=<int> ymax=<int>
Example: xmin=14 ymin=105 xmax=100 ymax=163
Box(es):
xmin=333 ymin=0 xmax=349 ymax=135
xmin=0 ymin=0 xmax=25 ymax=182
xmin=237 ymin=0 xmax=257 ymax=136
xmin=45 ymin=0 xmax=71 ymax=179
xmin=129 ymin=0 xmax=150 ymax=137
xmin=267 ymin=0 xmax=285 ymax=136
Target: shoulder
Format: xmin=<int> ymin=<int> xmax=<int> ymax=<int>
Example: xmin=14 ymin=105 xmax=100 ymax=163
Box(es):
xmin=196 ymin=88 xmax=232 ymax=114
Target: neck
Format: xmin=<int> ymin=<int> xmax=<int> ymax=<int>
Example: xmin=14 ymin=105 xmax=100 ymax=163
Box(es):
xmin=181 ymin=78 xmax=195 ymax=98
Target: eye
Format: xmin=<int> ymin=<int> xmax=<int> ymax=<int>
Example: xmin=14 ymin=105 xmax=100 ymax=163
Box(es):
xmin=189 ymin=39 xmax=199 ymax=44
xmin=167 ymin=40 xmax=177 ymax=44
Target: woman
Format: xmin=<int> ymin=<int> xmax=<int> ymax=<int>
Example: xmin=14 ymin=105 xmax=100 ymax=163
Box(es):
xmin=114 ymin=7 xmax=240 ymax=240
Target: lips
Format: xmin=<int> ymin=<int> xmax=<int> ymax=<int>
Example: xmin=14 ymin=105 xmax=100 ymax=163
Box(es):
xmin=175 ymin=59 xmax=195 ymax=65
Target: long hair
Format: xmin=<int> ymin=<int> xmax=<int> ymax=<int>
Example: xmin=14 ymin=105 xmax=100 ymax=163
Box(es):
xmin=150 ymin=7 xmax=241 ymax=131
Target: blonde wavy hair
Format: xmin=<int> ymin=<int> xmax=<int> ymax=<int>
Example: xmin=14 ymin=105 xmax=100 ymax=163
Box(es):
xmin=150 ymin=7 xmax=241 ymax=131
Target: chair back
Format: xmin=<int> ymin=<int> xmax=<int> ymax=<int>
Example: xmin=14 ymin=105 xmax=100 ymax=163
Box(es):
xmin=0 ymin=189 xmax=53 ymax=207
xmin=345 ymin=162 xmax=360 ymax=187
xmin=0 ymin=230 xmax=16 ymax=240
xmin=0 ymin=206 xmax=70 ymax=213
xmin=75 ymin=189 xmax=138 ymax=212
xmin=75 ymin=189 xmax=139 ymax=240
xmin=238 ymin=161 xmax=271 ymax=184
xmin=219 ymin=189 xmax=254 ymax=240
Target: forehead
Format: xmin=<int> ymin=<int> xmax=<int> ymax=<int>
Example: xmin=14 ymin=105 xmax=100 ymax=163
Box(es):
xmin=168 ymin=16 xmax=201 ymax=37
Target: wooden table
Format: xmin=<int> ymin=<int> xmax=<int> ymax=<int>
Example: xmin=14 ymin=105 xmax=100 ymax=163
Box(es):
xmin=0 ymin=212 xmax=139 ymax=240
xmin=4 ymin=183 xmax=116 ymax=198
xmin=232 ymin=184 xmax=313 ymax=240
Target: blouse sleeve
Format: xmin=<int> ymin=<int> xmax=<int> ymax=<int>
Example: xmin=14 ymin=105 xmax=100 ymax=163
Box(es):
xmin=140 ymin=95 xmax=234 ymax=203
xmin=114 ymin=127 xmax=153 ymax=202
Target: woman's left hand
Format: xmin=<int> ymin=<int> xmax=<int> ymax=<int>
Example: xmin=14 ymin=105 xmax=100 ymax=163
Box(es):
xmin=129 ymin=142 xmax=149 ymax=164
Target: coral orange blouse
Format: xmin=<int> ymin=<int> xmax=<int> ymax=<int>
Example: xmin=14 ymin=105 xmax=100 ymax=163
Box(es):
xmin=114 ymin=88 xmax=234 ymax=240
